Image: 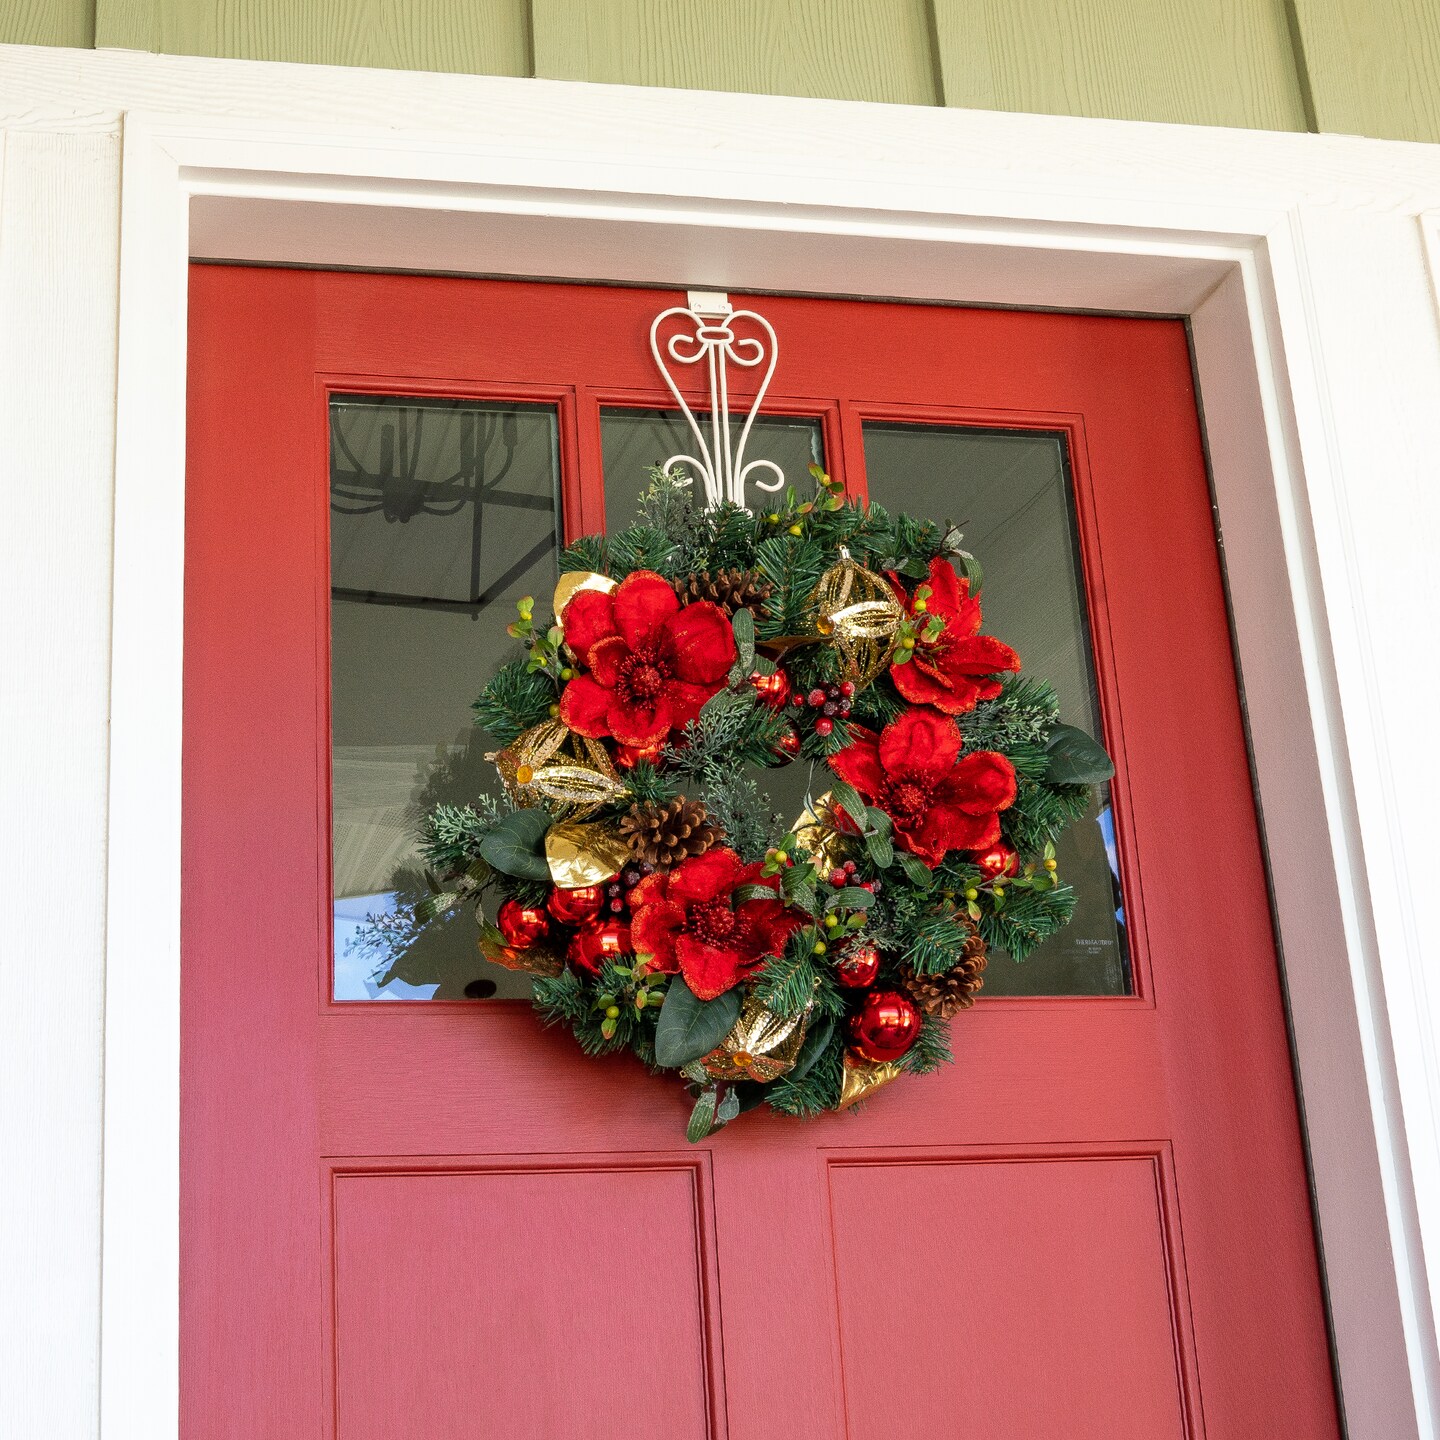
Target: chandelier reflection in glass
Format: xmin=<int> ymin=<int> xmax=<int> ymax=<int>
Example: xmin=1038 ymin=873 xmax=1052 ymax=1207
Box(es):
xmin=329 ymin=398 xmax=558 ymax=618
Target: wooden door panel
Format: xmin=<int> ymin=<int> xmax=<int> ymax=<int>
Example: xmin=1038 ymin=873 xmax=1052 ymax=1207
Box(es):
xmin=828 ymin=1152 xmax=1194 ymax=1439
xmin=330 ymin=1160 xmax=724 ymax=1439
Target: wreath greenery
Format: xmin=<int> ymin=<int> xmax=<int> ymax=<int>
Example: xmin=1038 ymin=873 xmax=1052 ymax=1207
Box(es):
xmin=396 ymin=465 xmax=1112 ymax=1139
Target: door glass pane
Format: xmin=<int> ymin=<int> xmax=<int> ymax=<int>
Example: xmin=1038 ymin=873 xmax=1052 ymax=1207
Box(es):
xmin=863 ymin=424 xmax=1130 ymax=996
xmin=600 ymin=407 xmax=825 ymax=826
xmin=330 ymin=396 xmax=561 ymax=1000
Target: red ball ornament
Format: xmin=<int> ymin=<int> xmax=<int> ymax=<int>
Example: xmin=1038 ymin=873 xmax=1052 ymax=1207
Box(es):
xmin=567 ymin=919 xmax=632 ymax=975
xmin=547 ymin=884 xmax=605 ymax=925
xmin=497 ymin=899 xmax=549 ymax=948
xmin=834 ymin=943 xmax=882 ymax=989
xmin=770 ymin=726 xmax=802 ymax=763
xmin=749 ymin=668 xmax=792 ymax=709
xmin=847 ymin=989 xmax=921 ymax=1062
xmin=973 ymin=842 xmax=1020 ymax=879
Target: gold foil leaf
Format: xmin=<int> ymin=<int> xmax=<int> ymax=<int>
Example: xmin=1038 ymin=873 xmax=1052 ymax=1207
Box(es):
xmin=837 ymin=1053 xmax=904 ymax=1109
xmin=790 ymin=791 xmax=849 ymax=874
xmin=545 ymin=819 xmax=633 ymax=887
xmin=701 ymin=992 xmax=812 ymax=1082
xmin=554 ymin=570 xmax=617 ymax=620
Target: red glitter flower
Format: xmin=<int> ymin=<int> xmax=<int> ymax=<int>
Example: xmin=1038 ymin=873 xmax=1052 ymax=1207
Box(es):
xmin=889 ymin=556 xmax=1020 ymax=715
xmin=629 ymin=847 xmax=802 ymax=1000
xmin=830 ymin=709 xmax=1018 ymax=867
xmin=558 ymin=570 xmax=736 ymax=747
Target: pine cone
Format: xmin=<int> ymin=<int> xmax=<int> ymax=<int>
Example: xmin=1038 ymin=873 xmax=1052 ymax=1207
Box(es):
xmin=902 ymin=930 xmax=988 ymax=1018
xmin=674 ymin=568 xmax=774 ymax=619
xmin=618 ymin=797 xmax=724 ymax=868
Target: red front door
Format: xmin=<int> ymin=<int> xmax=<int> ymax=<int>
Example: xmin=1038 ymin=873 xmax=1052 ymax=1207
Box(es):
xmin=183 ymin=267 xmax=1341 ymax=1439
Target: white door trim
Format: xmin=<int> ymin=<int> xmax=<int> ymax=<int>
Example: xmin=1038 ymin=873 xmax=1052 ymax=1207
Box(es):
xmin=2 ymin=44 xmax=1435 ymax=1440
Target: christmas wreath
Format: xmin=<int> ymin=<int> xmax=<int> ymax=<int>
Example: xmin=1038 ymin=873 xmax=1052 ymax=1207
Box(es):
xmin=403 ymin=466 xmax=1112 ymax=1139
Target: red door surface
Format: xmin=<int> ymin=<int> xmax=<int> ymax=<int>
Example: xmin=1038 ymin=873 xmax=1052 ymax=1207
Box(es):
xmin=183 ymin=267 xmax=1342 ymax=1440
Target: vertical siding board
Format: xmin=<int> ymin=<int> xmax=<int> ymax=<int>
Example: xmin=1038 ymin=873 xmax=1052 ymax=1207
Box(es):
xmin=1291 ymin=0 xmax=1440 ymax=143
xmin=0 ymin=120 xmax=120 ymax=1440
xmin=94 ymin=0 xmax=531 ymax=77
xmin=932 ymin=0 xmax=1308 ymax=131
xmin=0 ymin=0 xmax=95 ymax=48
xmin=531 ymin=0 xmax=938 ymax=105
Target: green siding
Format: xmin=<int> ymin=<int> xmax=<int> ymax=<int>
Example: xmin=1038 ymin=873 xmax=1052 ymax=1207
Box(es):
xmin=1292 ymin=0 xmax=1440 ymax=143
xmin=932 ymin=0 xmax=1307 ymax=131
xmin=0 ymin=0 xmax=93 ymax=47
xmin=5 ymin=1 xmax=1438 ymax=144
xmin=94 ymin=0 xmax=529 ymax=77
xmin=532 ymin=0 xmax=938 ymax=105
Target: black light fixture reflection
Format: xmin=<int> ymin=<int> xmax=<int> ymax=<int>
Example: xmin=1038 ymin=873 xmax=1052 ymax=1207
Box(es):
xmin=329 ymin=400 xmax=554 ymax=617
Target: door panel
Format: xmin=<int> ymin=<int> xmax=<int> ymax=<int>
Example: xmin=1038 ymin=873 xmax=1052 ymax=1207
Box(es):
xmin=183 ymin=266 xmax=1341 ymax=1439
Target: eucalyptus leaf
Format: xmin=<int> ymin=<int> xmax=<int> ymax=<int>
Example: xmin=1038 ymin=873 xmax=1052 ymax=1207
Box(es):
xmin=655 ymin=980 xmax=743 ymax=1068
xmin=715 ymin=1087 xmax=742 ymax=1125
xmin=1044 ymin=723 xmax=1115 ymax=785
xmin=828 ymin=777 xmax=869 ymax=832
xmin=477 ymin=808 xmax=552 ymax=880
xmin=732 ymin=606 xmax=756 ymax=674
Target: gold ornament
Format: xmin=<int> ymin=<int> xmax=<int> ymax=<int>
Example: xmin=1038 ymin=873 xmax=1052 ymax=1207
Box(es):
xmin=544 ymin=819 xmax=633 ymax=887
xmin=810 ymin=547 xmax=904 ymax=685
xmin=790 ymin=791 xmax=850 ymax=875
xmin=837 ymin=1052 xmax=904 ymax=1109
xmin=490 ymin=718 xmax=628 ymax=816
xmin=701 ymin=992 xmax=812 ymax=1082
xmin=477 ymin=927 xmax=564 ymax=978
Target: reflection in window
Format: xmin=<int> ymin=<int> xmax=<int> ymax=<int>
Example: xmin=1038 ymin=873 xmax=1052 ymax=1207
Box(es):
xmin=862 ymin=424 xmax=1130 ymax=996
xmin=330 ymin=396 xmax=561 ymax=1000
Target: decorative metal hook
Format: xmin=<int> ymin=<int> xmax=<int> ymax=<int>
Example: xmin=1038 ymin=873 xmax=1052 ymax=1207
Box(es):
xmin=648 ymin=292 xmax=787 ymax=512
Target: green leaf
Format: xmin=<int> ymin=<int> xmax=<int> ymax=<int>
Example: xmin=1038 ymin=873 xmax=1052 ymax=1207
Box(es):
xmin=864 ymin=829 xmax=893 ymax=869
xmin=829 ymin=886 xmax=874 ymax=910
xmin=655 ymin=980 xmax=743 ymax=1068
xmin=787 ymin=1017 xmax=835 ymax=1084
xmin=735 ymin=883 xmax=778 ymax=905
xmin=896 ymin=852 xmax=934 ymax=888
xmin=1044 ymin=723 xmax=1115 ymax=785
xmin=732 ymin=606 xmax=756 ymax=675
xmin=715 ymin=1087 xmax=742 ymax=1125
xmin=959 ymin=551 xmax=983 ymax=593
xmin=828 ymin=777 xmax=869 ymax=831
xmin=414 ymin=891 xmax=460 ymax=923
xmin=477 ymin=808 xmax=552 ymax=880
xmin=686 ymin=1086 xmax=719 ymax=1143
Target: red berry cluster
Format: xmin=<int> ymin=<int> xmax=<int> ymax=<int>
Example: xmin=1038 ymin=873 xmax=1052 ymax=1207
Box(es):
xmin=793 ymin=679 xmax=855 ymax=737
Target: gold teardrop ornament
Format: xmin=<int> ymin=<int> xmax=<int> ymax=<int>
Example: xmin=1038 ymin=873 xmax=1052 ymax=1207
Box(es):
xmin=837 ymin=1052 xmax=904 ymax=1109
xmin=544 ymin=819 xmax=634 ymax=888
xmin=490 ymin=718 xmax=628 ymax=816
xmin=701 ymin=992 xmax=813 ymax=1082
xmin=810 ymin=548 xmax=904 ymax=685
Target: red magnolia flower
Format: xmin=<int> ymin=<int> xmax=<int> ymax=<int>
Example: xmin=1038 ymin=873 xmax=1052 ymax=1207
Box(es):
xmin=889 ymin=556 xmax=1020 ymax=715
xmin=629 ymin=847 xmax=802 ymax=1001
xmin=830 ymin=709 xmax=1018 ymax=867
xmin=559 ymin=570 xmax=736 ymax=747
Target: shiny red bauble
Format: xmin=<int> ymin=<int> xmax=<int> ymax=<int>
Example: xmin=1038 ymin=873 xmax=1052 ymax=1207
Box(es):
xmin=612 ymin=739 xmax=665 ymax=770
xmin=749 ymin=668 xmax=791 ymax=709
xmin=496 ymin=899 xmax=550 ymax=949
xmin=973 ymin=841 xmax=1020 ymax=879
xmin=834 ymin=942 xmax=882 ymax=989
xmin=547 ymin=884 xmax=605 ymax=925
xmin=846 ymin=989 xmax=921 ymax=1062
xmin=567 ymin=919 xmax=633 ymax=975
xmin=770 ymin=726 xmax=802 ymax=764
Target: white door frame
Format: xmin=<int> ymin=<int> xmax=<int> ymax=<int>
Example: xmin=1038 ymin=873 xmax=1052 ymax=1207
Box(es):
xmin=3 ymin=44 xmax=1437 ymax=1440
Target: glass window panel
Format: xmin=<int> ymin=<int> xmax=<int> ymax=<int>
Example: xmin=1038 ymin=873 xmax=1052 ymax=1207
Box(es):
xmin=600 ymin=408 xmax=825 ymax=825
xmin=330 ymin=396 xmax=561 ymax=1000
xmin=862 ymin=424 xmax=1130 ymax=996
